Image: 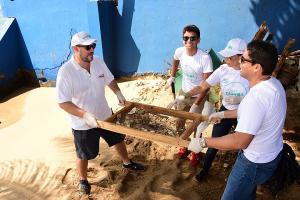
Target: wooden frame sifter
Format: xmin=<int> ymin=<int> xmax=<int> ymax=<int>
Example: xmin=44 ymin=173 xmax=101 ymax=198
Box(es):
xmin=96 ymin=101 xmax=207 ymax=148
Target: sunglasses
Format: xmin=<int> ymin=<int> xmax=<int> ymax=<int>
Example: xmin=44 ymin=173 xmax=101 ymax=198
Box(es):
xmin=240 ymin=56 xmax=255 ymax=64
xmin=77 ymin=43 xmax=96 ymax=51
xmin=183 ymin=36 xmax=198 ymax=42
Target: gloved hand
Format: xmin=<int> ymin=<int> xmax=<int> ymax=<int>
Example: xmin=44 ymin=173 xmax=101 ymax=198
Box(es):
xmin=208 ymin=111 xmax=225 ymax=124
xmin=167 ymin=76 xmax=175 ymax=86
xmin=189 ymin=103 xmax=202 ymax=113
xmin=202 ymin=101 xmax=215 ymax=116
xmin=196 ymin=122 xmax=209 ymax=138
xmin=188 ymin=137 xmax=207 ymax=153
xmin=83 ymin=112 xmax=98 ymax=128
xmin=224 ymin=96 xmax=243 ymax=105
xmin=196 ymin=101 xmax=214 ymax=138
xmin=195 ymin=101 xmax=215 ymax=138
xmin=167 ymin=95 xmax=186 ymax=109
xmin=115 ymin=90 xmax=126 ymax=106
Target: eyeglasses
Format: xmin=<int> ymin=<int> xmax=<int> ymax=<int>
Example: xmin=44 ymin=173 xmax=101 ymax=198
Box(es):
xmin=77 ymin=43 xmax=96 ymax=51
xmin=240 ymin=56 xmax=255 ymax=64
xmin=183 ymin=36 xmax=198 ymax=42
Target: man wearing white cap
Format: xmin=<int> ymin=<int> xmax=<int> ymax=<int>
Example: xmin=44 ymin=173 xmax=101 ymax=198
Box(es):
xmin=56 ymin=31 xmax=144 ymax=195
xmin=188 ymin=41 xmax=286 ymax=199
xmin=180 ymin=38 xmax=249 ymax=180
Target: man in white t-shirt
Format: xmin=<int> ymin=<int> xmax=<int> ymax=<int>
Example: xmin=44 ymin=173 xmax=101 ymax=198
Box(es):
xmin=167 ymin=24 xmax=213 ymax=133
xmin=188 ymin=40 xmax=286 ymax=200
xmin=56 ymin=31 xmax=144 ymax=195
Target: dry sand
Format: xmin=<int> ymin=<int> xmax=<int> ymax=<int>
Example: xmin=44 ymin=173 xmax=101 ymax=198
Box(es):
xmin=0 ymin=78 xmax=299 ymax=200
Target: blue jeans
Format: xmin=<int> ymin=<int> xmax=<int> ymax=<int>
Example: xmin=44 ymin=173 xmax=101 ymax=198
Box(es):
xmin=221 ymin=151 xmax=282 ymax=200
xmin=202 ymin=106 xmax=237 ymax=172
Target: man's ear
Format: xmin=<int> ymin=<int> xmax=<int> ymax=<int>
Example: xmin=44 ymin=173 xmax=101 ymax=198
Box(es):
xmin=253 ymin=63 xmax=262 ymax=74
xmin=73 ymin=46 xmax=78 ymax=52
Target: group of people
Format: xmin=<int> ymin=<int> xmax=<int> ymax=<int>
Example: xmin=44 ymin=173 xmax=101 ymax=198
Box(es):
xmin=167 ymin=25 xmax=250 ymax=182
xmin=167 ymin=25 xmax=286 ymax=199
xmin=56 ymin=25 xmax=286 ymax=199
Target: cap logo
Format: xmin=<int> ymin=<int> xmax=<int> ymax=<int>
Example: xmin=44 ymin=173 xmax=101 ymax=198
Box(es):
xmin=227 ymin=45 xmax=233 ymax=50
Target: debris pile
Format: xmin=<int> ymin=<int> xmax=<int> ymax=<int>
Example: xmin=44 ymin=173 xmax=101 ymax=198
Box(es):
xmin=116 ymin=107 xmax=188 ymax=136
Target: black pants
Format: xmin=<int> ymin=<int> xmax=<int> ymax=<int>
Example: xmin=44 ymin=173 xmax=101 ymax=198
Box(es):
xmin=202 ymin=105 xmax=237 ymax=172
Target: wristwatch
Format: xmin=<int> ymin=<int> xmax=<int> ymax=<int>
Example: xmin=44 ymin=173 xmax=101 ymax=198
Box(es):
xmin=200 ymin=138 xmax=207 ymax=148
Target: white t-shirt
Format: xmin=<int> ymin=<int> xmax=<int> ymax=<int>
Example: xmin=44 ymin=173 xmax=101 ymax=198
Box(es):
xmin=174 ymin=47 xmax=213 ymax=94
xmin=206 ymin=64 xmax=249 ymax=110
xmin=56 ymin=56 xmax=114 ymax=130
xmin=235 ymin=77 xmax=286 ymax=163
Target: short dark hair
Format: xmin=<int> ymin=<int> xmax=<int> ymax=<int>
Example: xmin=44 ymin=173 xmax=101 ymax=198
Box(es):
xmin=247 ymin=40 xmax=278 ymax=75
xmin=183 ymin=25 xmax=200 ymax=38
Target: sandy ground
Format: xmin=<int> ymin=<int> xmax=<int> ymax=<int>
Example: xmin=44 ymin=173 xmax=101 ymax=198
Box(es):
xmin=0 ymin=77 xmax=299 ymax=200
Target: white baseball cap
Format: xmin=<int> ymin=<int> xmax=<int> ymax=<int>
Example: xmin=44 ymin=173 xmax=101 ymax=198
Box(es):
xmin=71 ymin=31 xmax=97 ymax=47
xmin=218 ymin=38 xmax=247 ymax=57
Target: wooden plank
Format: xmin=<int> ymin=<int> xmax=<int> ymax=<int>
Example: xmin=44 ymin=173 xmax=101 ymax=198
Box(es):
xmin=97 ymin=120 xmax=190 ymax=147
xmin=180 ymin=117 xmax=202 ymax=140
xmin=131 ymin=101 xmax=207 ymax=121
xmin=273 ymin=38 xmax=296 ymax=77
xmin=289 ymin=50 xmax=300 ymax=56
xmin=252 ymin=21 xmax=268 ymax=41
xmin=105 ymin=102 xmax=135 ymax=122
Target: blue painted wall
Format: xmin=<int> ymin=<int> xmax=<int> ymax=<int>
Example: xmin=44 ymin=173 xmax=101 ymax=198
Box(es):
xmin=1 ymin=0 xmax=299 ymax=79
xmin=1 ymin=0 xmax=102 ymax=80
xmin=0 ymin=18 xmax=33 ymax=86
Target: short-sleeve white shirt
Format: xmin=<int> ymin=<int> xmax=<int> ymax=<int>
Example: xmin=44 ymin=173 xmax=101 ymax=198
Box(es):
xmin=206 ymin=64 xmax=250 ymax=110
xmin=235 ymin=77 xmax=286 ymax=163
xmin=56 ymin=56 xmax=114 ymax=130
xmin=174 ymin=47 xmax=213 ymax=95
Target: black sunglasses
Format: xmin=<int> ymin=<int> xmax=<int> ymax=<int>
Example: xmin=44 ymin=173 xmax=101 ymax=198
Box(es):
xmin=183 ymin=36 xmax=198 ymax=42
xmin=77 ymin=43 xmax=96 ymax=51
xmin=240 ymin=55 xmax=255 ymax=64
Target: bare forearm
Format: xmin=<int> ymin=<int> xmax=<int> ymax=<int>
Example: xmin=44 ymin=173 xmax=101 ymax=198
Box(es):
xmin=202 ymin=72 xmax=212 ymax=80
xmin=59 ymin=102 xmax=85 ymax=118
xmin=108 ymin=79 xmax=121 ymax=93
xmin=171 ymin=60 xmax=179 ymax=77
xmin=205 ymin=132 xmax=254 ymax=150
xmin=193 ymin=89 xmax=209 ymax=105
xmin=187 ymin=81 xmax=210 ymax=97
xmin=224 ymin=110 xmax=237 ymax=118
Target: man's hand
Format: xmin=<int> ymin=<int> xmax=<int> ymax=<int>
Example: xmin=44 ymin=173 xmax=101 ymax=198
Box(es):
xmin=195 ymin=122 xmax=209 ymax=138
xmin=193 ymin=101 xmax=214 ymax=138
xmin=188 ymin=138 xmax=207 ymax=153
xmin=224 ymin=96 xmax=243 ymax=105
xmin=167 ymin=95 xmax=186 ymax=109
xmin=167 ymin=76 xmax=175 ymax=86
xmin=83 ymin=112 xmax=98 ymax=128
xmin=202 ymin=101 xmax=214 ymax=116
xmin=189 ymin=103 xmax=202 ymax=113
xmin=208 ymin=111 xmax=225 ymax=124
xmin=116 ymin=91 xmax=126 ymax=106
